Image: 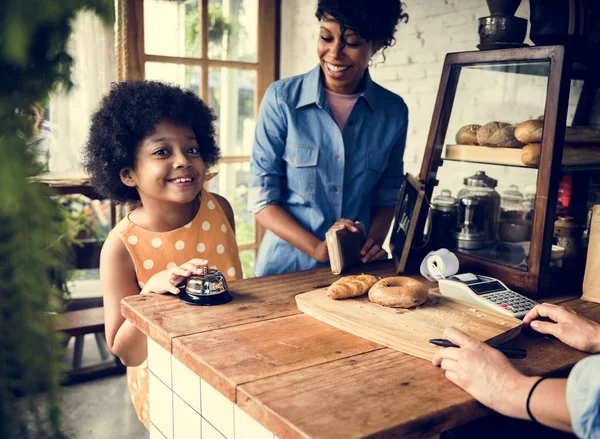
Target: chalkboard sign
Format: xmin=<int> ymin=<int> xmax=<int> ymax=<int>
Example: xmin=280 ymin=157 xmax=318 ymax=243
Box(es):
xmin=390 ymin=173 xmax=426 ymax=273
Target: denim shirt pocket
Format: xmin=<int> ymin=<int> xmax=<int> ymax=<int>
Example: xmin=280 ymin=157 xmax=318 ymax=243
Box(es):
xmin=282 ymin=144 xmax=319 ymax=196
xmin=366 ymin=150 xmax=387 ymax=174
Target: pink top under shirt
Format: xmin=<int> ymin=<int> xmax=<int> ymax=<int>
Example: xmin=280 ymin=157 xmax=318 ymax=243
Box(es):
xmin=324 ymin=89 xmax=360 ymax=133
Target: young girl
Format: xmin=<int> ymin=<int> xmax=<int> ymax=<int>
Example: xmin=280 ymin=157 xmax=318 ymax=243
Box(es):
xmin=82 ymin=81 xmax=242 ymax=429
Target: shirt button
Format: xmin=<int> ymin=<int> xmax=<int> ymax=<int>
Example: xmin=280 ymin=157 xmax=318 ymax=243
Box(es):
xmin=335 ymin=187 xmax=340 ymax=193
xmin=336 ymin=155 xmax=342 ymax=161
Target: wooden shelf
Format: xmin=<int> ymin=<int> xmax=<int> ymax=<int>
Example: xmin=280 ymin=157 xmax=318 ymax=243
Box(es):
xmin=444 ymin=144 xmax=600 ymax=172
xmin=444 ymin=144 xmax=531 ymax=168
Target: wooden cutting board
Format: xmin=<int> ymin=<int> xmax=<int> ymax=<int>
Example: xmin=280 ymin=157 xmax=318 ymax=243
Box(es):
xmin=295 ymin=289 xmax=522 ymax=361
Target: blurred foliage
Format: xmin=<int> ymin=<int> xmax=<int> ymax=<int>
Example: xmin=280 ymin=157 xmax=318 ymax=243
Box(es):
xmin=0 ymin=1 xmax=113 ymax=437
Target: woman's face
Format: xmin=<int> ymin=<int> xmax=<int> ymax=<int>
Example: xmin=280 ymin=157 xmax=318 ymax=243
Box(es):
xmin=317 ymin=16 xmax=381 ymax=95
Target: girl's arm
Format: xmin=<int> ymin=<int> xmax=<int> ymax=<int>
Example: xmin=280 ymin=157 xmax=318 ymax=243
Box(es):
xmin=100 ymin=233 xmax=148 ymax=366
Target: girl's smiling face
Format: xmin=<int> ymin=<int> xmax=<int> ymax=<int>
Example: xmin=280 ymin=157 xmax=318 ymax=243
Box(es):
xmin=317 ymin=15 xmax=382 ymax=95
xmin=120 ymin=120 xmax=207 ymax=205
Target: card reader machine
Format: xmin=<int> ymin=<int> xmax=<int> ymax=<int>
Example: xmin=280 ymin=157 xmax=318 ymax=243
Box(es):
xmin=438 ymin=273 xmax=538 ymax=319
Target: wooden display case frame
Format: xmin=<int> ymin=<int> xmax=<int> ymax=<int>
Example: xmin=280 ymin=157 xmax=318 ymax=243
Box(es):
xmin=416 ymin=45 xmax=600 ymax=297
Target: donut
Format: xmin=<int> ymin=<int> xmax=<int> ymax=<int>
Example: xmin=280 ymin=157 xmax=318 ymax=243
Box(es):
xmin=368 ymin=276 xmax=429 ymax=308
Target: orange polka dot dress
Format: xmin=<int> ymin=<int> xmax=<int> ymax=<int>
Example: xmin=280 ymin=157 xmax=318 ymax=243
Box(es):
xmin=111 ymin=189 xmax=242 ymax=429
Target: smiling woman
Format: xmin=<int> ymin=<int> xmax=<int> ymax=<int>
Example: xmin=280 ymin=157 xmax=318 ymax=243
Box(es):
xmin=248 ymin=0 xmax=411 ymax=276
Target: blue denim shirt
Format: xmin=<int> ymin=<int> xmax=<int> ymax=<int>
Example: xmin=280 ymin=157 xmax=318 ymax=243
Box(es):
xmin=248 ymin=65 xmax=408 ymax=276
xmin=566 ymin=354 xmax=600 ymax=438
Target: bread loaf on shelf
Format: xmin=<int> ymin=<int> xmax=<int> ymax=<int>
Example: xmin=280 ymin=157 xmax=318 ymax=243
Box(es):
xmin=521 ymin=143 xmax=600 ymax=166
xmin=515 ymin=119 xmax=600 ymax=144
xmin=455 ymin=124 xmax=481 ymax=145
xmin=476 ymin=122 xmax=522 ymax=148
xmin=327 ymin=274 xmax=379 ymax=300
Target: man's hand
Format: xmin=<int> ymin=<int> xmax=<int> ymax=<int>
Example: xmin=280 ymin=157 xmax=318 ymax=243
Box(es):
xmin=432 ymin=327 xmax=534 ymax=419
xmin=523 ymin=303 xmax=600 ymax=353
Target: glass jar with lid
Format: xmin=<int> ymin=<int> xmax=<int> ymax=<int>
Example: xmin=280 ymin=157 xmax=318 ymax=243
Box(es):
xmin=428 ymin=189 xmax=458 ymax=249
xmin=499 ymin=184 xmax=531 ymax=242
xmin=456 ymin=171 xmax=501 ymax=244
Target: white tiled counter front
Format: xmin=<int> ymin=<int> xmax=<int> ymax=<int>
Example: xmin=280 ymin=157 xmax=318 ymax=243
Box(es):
xmin=148 ymin=338 xmax=277 ymax=439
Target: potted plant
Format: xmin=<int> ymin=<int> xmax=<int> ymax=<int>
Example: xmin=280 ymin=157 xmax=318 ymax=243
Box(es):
xmin=0 ymin=1 xmax=113 ymax=437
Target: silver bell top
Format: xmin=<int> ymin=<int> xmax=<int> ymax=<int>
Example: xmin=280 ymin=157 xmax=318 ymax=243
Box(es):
xmin=185 ymin=266 xmax=229 ymax=296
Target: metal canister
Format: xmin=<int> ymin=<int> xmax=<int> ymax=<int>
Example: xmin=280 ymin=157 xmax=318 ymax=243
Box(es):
xmin=554 ymin=216 xmax=582 ymax=259
xmin=457 ymin=171 xmax=501 ymax=244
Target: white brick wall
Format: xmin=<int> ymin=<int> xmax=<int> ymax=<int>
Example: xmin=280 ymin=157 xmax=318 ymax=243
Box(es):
xmin=279 ymin=0 xmax=546 ymax=198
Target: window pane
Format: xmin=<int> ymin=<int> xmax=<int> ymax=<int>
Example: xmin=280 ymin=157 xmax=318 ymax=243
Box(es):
xmin=144 ymin=0 xmax=201 ymax=58
xmin=208 ymin=0 xmax=257 ymax=62
xmin=209 ymin=67 xmax=256 ymax=155
xmin=239 ymin=249 xmax=256 ymax=279
xmin=206 ymin=161 xmax=254 ymax=245
xmin=145 ymin=62 xmax=201 ymax=96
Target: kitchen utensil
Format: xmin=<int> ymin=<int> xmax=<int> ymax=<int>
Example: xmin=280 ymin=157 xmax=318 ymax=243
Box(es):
xmin=479 ymin=15 xmax=528 ymax=45
xmin=454 ymin=196 xmax=485 ymax=249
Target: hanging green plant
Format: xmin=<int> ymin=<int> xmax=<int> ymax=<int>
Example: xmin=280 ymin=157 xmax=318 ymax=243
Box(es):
xmin=0 ymin=1 xmax=113 ymax=437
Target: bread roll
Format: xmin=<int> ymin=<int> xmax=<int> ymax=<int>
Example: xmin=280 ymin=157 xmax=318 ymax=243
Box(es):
xmin=368 ymin=277 xmax=428 ymax=308
xmin=327 ymin=274 xmax=378 ymax=300
xmin=455 ymin=124 xmax=481 ymax=145
xmin=516 ymin=119 xmax=600 ymax=144
xmin=521 ymin=143 xmax=600 ymax=166
xmin=515 ymin=120 xmax=543 ymax=143
xmin=476 ymin=122 xmax=522 ymax=148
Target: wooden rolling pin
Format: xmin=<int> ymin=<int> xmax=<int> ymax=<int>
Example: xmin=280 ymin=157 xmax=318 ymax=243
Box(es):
xmin=521 ymin=143 xmax=600 ymax=166
xmin=515 ymin=120 xmax=600 ymax=144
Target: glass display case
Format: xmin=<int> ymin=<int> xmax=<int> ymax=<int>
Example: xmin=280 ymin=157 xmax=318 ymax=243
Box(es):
xmin=416 ymin=45 xmax=600 ymax=297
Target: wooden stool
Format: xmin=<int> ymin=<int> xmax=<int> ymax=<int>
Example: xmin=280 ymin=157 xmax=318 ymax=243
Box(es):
xmin=52 ymin=307 xmax=124 ymax=382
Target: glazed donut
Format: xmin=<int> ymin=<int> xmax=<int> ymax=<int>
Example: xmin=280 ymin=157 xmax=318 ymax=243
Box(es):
xmin=368 ymin=276 xmax=429 ymax=308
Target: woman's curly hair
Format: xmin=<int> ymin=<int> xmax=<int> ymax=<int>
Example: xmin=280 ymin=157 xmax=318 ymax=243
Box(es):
xmin=315 ymin=0 xmax=409 ymax=61
xmin=82 ymin=81 xmax=220 ymax=203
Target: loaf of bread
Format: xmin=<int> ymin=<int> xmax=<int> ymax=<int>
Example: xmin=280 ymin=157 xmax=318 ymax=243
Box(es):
xmin=476 ymin=122 xmax=522 ymax=148
xmin=516 ymin=119 xmax=600 ymax=144
xmin=521 ymin=143 xmax=600 ymax=166
xmin=327 ymin=274 xmax=379 ymax=300
xmin=455 ymin=124 xmax=481 ymax=145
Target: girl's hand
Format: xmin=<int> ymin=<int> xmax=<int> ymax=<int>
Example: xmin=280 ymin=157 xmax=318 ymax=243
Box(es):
xmin=523 ymin=303 xmax=600 ymax=353
xmin=432 ymin=327 xmax=534 ymax=419
xmin=140 ymin=258 xmax=208 ymax=295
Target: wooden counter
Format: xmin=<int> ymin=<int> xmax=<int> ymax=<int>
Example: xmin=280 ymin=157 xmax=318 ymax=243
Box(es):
xmin=121 ymin=260 xmax=600 ymax=439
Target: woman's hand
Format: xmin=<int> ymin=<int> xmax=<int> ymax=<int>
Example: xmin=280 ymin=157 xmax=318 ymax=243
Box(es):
xmin=314 ymin=219 xmax=361 ymax=263
xmin=328 ymin=219 xmax=387 ymax=263
xmin=313 ymin=240 xmax=329 ymax=263
xmin=360 ymin=238 xmax=388 ymax=263
xmin=140 ymin=258 xmax=208 ymax=295
xmin=523 ymin=303 xmax=600 ymax=353
xmin=432 ymin=327 xmax=535 ymax=419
